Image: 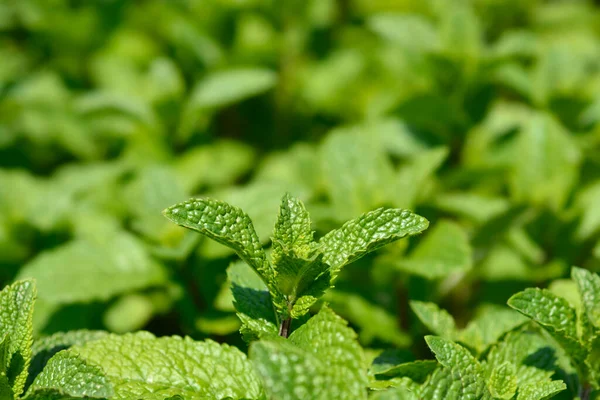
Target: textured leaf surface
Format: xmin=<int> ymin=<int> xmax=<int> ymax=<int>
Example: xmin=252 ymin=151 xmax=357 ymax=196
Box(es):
xmin=487 ymin=362 xmax=517 ymax=399
xmin=25 ymin=350 xmax=112 ymax=400
xmin=271 ymin=193 xmax=313 ymax=260
xmin=516 ymin=380 xmax=566 ymax=400
xmin=422 ymin=336 xmax=490 ymax=400
xmin=374 ymin=360 xmax=437 ymax=382
xmin=398 ymin=220 xmax=471 ymax=279
xmin=318 ymin=208 xmax=428 ymax=277
xmin=508 ymin=288 xmax=586 ymax=363
xmin=164 ymin=198 xmax=276 ymax=290
xmin=586 ymin=335 xmax=600 ymax=389
xmin=73 ymin=332 xmax=264 ymax=399
xmin=571 ymin=267 xmax=600 ymax=329
xmin=0 ymin=280 xmax=36 ymax=397
xmin=410 ymin=301 xmax=457 ymax=339
xmin=251 ymin=307 xmax=368 ymax=400
xmin=16 ymin=233 xmax=166 ymax=305
xmin=28 ymin=330 xmax=108 ymax=389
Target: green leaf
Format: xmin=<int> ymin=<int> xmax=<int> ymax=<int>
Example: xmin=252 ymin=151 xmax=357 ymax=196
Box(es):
xmin=486 ymin=330 xmax=557 ymax=387
xmin=187 ymin=68 xmax=277 ymax=110
xmin=318 ymin=208 xmax=428 ymax=278
xmin=509 ymin=112 xmax=581 ymax=211
xmin=410 ymin=301 xmax=457 ymax=339
xmin=24 ymin=351 xmax=112 ymax=400
xmin=73 ymin=332 xmax=264 ymax=399
xmin=227 ymin=261 xmax=278 ymax=341
xmin=487 ymin=362 xmax=517 ymax=399
xmin=516 ymin=380 xmax=566 ymax=400
xmin=251 ymin=307 xmax=368 ymax=400
xmin=17 ymin=233 xmax=166 ymax=306
xmin=28 ymin=330 xmax=108 ymax=389
xmin=368 ymin=386 xmax=419 ymax=400
xmin=397 ymin=220 xmax=471 ymax=279
xmin=571 ymin=267 xmax=600 ymax=329
xmin=586 ymin=335 xmax=600 ymax=389
xmin=421 ymin=336 xmax=490 ymax=399
xmin=0 ymin=280 xmax=36 ymax=397
xmin=271 ymin=193 xmax=314 ymax=259
xmin=163 ymin=197 xmax=278 ymax=295
xmin=508 ymin=288 xmax=587 ymax=363
xmin=374 ymin=360 xmax=437 ymax=382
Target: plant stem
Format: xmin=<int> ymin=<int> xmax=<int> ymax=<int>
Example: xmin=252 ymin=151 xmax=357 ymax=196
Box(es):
xmin=279 ymin=317 xmax=292 ymax=338
xmin=580 ymin=383 xmax=591 ymax=400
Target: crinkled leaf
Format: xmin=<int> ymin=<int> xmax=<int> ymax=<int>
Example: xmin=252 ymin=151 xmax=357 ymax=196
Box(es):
xmin=0 ymin=280 xmax=36 ymax=397
xmin=516 ymin=380 xmax=566 ymax=400
xmin=571 ymin=267 xmax=600 ymax=329
xmin=508 ymin=288 xmax=586 ymax=363
xmin=397 ymin=220 xmax=471 ymax=279
xmin=24 ymin=351 xmax=112 ymax=400
xmin=318 ymin=208 xmax=428 ymax=278
xmin=586 ymin=335 xmax=600 ymax=389
xmin=271 ymin=193 xmax=313 ymax=260
xmin=17 ymin=233 xmax=166 ymax=306
xmin=163 ymin=198 xmax=277 ymax=293
xmin=410 ymin=301 xmax=457 ymax=339
xmin=251 ymin=307 xmax=368 ymax=400
xmin=487 ymin=362 xmax=517 ymax=399
xmin=369 ymin=386 xmax=419 ymax=400
xmin=227 ymin=261 xmax=278 ymax=341
xmin=27 ymin=330 xmax=108 ymax=389
xmin=73 ymin=332 xmax=263 ymax=400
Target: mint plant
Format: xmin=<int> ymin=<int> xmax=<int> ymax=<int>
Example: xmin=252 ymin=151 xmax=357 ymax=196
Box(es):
xmin=162 ymin=193 xmax=429 ymax=337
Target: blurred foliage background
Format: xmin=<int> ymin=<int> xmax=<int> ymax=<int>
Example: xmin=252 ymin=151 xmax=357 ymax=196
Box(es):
xmin=1 ymin=0 xmax=600 ymax=358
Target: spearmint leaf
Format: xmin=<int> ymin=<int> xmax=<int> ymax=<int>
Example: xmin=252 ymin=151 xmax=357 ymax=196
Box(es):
xmin=587 ymin=336 xmax=600 ymax=389
xmin=73 ymin=332 xmax=264 ymax=399
xmin=571 ymin=267 xmax=600 ymax=329
xmin=17 ymin=233 xmax=167 ymax=305
xmin=397 ymin=220 xmax=471 ymax=279
xmin=486 ymin=330 xmax=557 ymax=387
xmin=374 ymin=360 xmax=437 ymax=382
xmin=163 ymin=198 xmax=277 ymax=292
xmin=318 ymin=208 xmax=428 ymax=278
xmin=251 ymin=307 xmax=368 ymax=400
xmin=187 ymin=68 xmax=277 ymax=110
xmin=0 ymin=280 xmax=36 ymax=397
xmin=487 ymin=362 xmax=517 ymax=399
xmin=410 ymin=301 xmax=457 ymax=339
xmin=24 ymin=351 xmax=112 ymax=400
xmin=508 ymin=288 xmax=586 ymax=364
xmin=422 ymin=336 xmax=490 ymax=399
xmin=272 ymin=193 xmax=313 ymax=259
xmin=368 ymin=386 xmax=419 ymax=400
xmin=227 ymin=261 xmax=278 ymax=341
xmin=516 ymin=380 xmax=566 ymax=400
xmin=27 ymin=330 xmax=108 ymax=389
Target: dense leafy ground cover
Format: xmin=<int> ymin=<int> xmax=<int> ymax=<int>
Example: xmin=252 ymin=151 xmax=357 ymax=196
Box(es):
xmin=1 ymin=0 xmax=600 ymax=398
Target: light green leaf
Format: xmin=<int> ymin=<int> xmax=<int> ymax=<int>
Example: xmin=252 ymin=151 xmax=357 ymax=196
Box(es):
xmin=374 ymin=360 xmax=437 ymax=382
xmin=508 ymin=288 xmax=587 ymax=363
xmin=251 ymin=307 xmax=368 ymax=400
xmin=586 ymin=336 xmax=600 ymax=389
xmin=368 ymin=13 xmax=439 ymax=52
xmin=422 ymin=336 xmax=490 ymax=399
xmin=28 ymin=330 xmax=108 ymax=389
xmin=24 ymin=351 xmax=112 ymax=400
xmin=410 ymin=301 xmax=457 ymax=339
xmin=227 ymin=261 xmax=278 ymax=341
xmin=318 ymin=208 xmax=428 ymax=278
xmin=272 ymin=193 xmax=313 ymax=259
xmin=486 ymin=330 xmax=557 ymax=387
xmin=571 ymin=267 xmax=600 ymax=329
xmin=487 ymin=362 xmax=517 ymax=399
xmin=516 ymin=380 xmax=566 ymax=400
xmin=17 ymin=233 xmax=166 ymax=306
xmin=74 ymin=332 xmax=263 ymax=399
xmin=187 ymin=68 xmax=277 ymax=110
xmin=510 ymin=112 xmax=581 ymax=211
xmin=368 ymin=386 xmax=419 ymax=400
xmin=397 ymin=220 xmax=471 ymax=279
xmin=0 ymin=280 xmax=36 ymax=397
xmin=163 ymin=198 xmax=277 ymax=293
